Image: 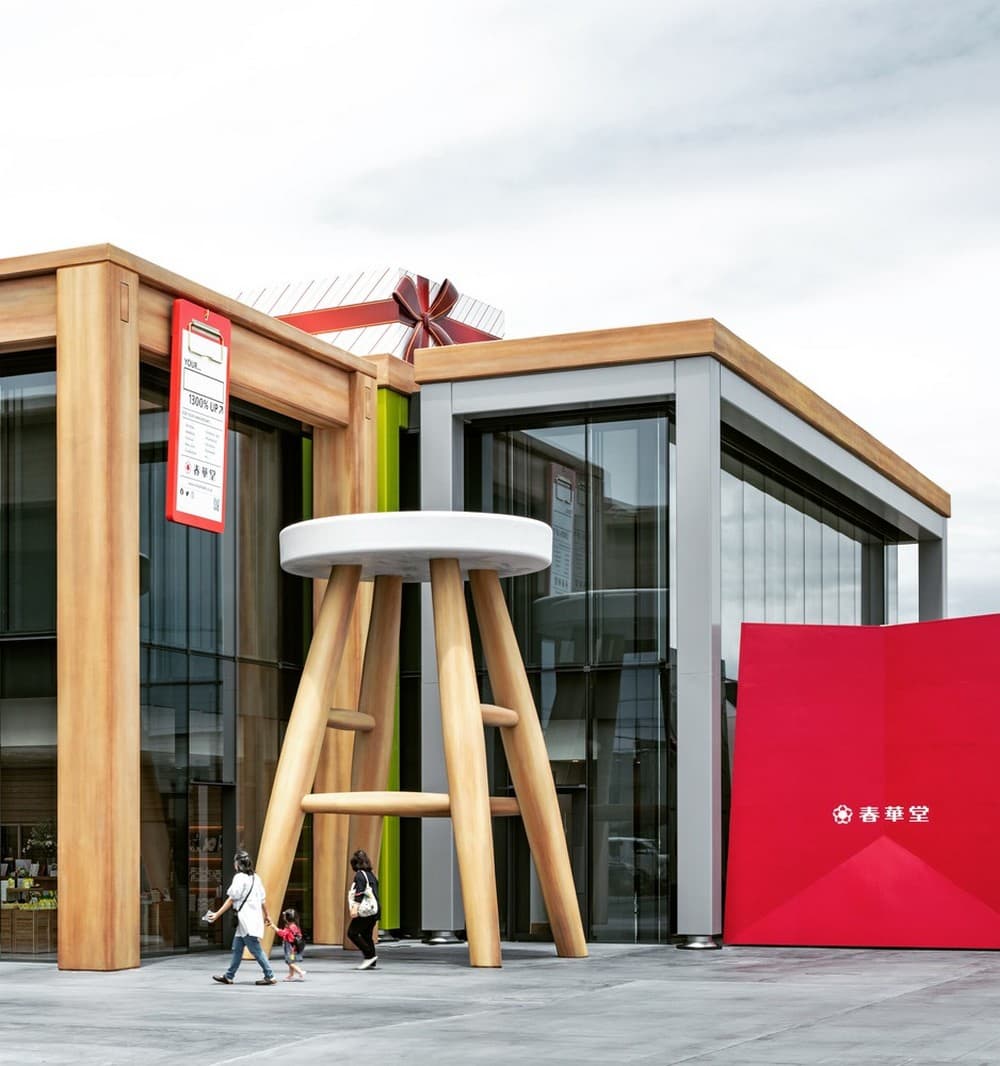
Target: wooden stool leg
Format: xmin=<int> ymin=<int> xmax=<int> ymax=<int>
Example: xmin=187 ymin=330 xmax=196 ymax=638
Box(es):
xmin=255 ymin=563 xmax=361 ymax=952
xmin=469 ymin=569 xmax=588 ymax=958
xmin=430 ymin=558 xmax=501 ymax=967
xmin=344 ymin=574 xmax=403 ymax=942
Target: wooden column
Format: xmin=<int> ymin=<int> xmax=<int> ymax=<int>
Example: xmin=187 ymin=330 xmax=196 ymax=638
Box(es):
xmin=312 ymin=371 xmax=377 ymax=944
xmin=56 ymin=262 xmax=140 ymax=970
xmin=469 ymin=569 xmax=588 ymax=958
xmin=430 ymin=558 xmax=501 ymax=967
xmin=345 ymin=574 xmax=403 ymax=919
xmin=255 ymin=564 xmax=361 ymax=952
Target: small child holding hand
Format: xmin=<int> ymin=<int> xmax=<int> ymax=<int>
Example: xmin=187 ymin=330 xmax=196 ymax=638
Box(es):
xmin=272 ymin=908 xmax=306 ymax=981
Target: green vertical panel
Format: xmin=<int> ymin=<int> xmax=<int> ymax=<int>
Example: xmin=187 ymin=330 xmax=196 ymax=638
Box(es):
xmin=376 ymin=387 xmax=408 ymax=928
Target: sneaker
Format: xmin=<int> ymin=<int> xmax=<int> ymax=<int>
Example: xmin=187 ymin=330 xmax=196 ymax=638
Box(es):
xmin=212 ymin=975 xmax=233 ymax=985
xmin=357 ymin=956 xmax=378 ymax=971
xmin=255 ymin=976 xmax=278 ymax=985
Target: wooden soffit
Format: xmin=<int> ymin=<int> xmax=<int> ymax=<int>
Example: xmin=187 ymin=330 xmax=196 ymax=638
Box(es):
xmin=413 ymin=318 xmax=950 ymax=518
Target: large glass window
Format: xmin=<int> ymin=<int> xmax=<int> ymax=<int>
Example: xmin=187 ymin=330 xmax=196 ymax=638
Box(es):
xmin=720 ymin=451 xmax=881 ymax=680
xmin=468 ymin=409 xmax=672 ymax=944
xmin=0 ymin=361 xmax=57 ymax=959
xmin=139 ymin=369 xmax=307 ymax=954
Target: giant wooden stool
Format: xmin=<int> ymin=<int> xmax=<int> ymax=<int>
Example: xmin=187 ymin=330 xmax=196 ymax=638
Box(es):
xmin=254 ymin=511 xmax=588 ymax=967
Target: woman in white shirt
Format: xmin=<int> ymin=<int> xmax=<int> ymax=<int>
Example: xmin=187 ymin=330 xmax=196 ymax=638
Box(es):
xmin=206 ymin=850 xmax=277 ymax=985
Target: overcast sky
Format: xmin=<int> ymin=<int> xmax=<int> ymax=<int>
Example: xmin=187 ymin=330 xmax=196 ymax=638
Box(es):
xmin=1 ymin=1 xmax=997 ymax=618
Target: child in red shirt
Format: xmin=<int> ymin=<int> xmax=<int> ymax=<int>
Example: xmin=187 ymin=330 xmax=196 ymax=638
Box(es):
xmin=272 ymin=908 xmax=306 ymax=981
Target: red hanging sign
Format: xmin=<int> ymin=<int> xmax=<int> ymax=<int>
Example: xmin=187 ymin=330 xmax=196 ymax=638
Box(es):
xmin=166 ymin=299 xmax=232 ymax=533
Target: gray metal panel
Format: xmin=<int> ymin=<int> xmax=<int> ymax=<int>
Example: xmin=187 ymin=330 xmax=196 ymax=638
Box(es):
xmin=675 ymin=358 xmax=723 ymax=936
xmin=420 ymin=672 xmax=465 ymax=931
xmin=419 ymin=383 xmax=463 ymax=510
xmin=719 ymin=368 xmax=946 ymax=541
xmin=862 ymin=543 xmax=886 ymax=626
xmin=418 ymin=381 xmax=466 ymax=931
xmin=919 ymin=529 xmax=948 ymax=620
xmin=450 ymin=362 xmax=676 ymax=417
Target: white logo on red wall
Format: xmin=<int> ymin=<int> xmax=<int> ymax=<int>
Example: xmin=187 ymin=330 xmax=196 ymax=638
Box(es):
xmin=832 ymin=804 xmax=930 ymax=824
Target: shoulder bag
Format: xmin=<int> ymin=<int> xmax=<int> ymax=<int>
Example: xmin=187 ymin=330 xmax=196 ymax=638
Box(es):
xmin=348 ymin=871 xmax=378 ymax=918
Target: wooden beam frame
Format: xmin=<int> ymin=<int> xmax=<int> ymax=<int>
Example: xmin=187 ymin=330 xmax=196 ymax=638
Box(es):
xmin=56 ymin=262 xmax=140 ymax=970
xmin=413 ymin=319 xmax=950 ymax=517
xmin=0 ymin=245 xmax=375 ymax=427
xmin=0 ymin=274 xmax=56 ymax=352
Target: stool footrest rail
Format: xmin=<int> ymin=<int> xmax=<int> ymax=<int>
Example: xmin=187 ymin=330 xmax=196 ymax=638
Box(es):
xmin=480 ymin=703 xmax=519 ymax=727
xmin=301 ymin=790 xmax=520 ymax=817
xmin=326 ymin=708 xmax=376 ymax=732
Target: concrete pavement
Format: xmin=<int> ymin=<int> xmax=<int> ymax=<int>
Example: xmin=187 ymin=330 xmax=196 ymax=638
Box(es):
xmin=2 ymin=941 xmax=1000 ymax=1064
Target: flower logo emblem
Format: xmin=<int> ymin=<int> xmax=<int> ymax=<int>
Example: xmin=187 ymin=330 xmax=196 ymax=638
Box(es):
xmin=832 ymin=804 xmax=853 ymax=825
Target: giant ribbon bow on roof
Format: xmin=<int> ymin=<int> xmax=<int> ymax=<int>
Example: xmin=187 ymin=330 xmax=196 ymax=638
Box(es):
xmin=279 ymin=274 xmax=498 ymax=363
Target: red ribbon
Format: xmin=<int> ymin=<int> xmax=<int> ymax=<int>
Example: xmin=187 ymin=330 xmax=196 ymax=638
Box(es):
xmin=279 ymin=275 xmax=497 ymax=363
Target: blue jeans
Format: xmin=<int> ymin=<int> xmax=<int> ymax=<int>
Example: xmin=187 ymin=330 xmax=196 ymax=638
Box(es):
xmin=224 ymin=934 xmax=274 ymax=981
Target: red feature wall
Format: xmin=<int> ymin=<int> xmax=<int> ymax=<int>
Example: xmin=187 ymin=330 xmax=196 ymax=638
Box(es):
xmin=724 ymin=615 xmax=1000 ymax=948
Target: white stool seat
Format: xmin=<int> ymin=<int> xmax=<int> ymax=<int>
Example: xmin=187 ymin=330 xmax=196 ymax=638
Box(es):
xmin=280 ymin=510 xmax=552 ymax=582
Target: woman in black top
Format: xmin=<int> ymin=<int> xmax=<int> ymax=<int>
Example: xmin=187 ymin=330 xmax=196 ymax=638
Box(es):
xmin=347 ymin=848 xmax=380 ymax=970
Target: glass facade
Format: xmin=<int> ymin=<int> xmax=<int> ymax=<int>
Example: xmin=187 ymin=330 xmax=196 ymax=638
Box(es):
xmin=0 ymin=345 xmax=928 ymax=959
xmin=0 ymin=358 xmax=308 ymax=962
xmin=465 ymin=410 xmax=911 ymax=944
xmin=0 ymin=359 xmax=58 ymax=957
xmin=467 ymin=411 xmax=673 ymax=943
xmin=720 ymin=449 xmax=886 ymax=680
xmin=137 ymin=369 xmax=308 ymax=954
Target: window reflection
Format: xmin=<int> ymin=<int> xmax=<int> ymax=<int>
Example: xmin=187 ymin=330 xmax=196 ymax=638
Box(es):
xmin=468 ymin=410 xmax=672 ymax=944
xmin=139 ymin=370 xmax=306 ymax=953
xmin=720 ymin=451 xmax=892 ymax=679
xmin=1 ymin=370 xmax=56 ymax=634
xmin=0 ymin=364 xmax=57 ymax=959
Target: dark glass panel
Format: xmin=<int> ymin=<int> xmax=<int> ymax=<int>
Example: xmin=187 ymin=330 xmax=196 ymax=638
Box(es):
xmin=764 ymin=476 xmax=786 ymax=623
xmin=720 ymin=460 xmax=744 ymax=678
xmin=0 ymin=640 xmax=57 ymax=898
xmin=0 ymin=360 xmax=57 ymax=956
xmin=589 ymin=665 xmax=669 ymax=942
xmin=1 ymin=370 xmax=56 ymax=635
xmin=821 ymin=508 xmax=840 ymax=623
xmin=466 ymin=407 xmax=672 ymax=945
xmin=589 ymin=418 xmax=668 ymax=666
xmin=140 ymin=646 xmax=187 ymax=952
xmin=803 ymin=496 xmax=824 ymax=624
xmin=188 ymin=653 xmax=229 ymax=784
xmin=742 ymin=465 xmax=765 ymax=625
xmin=138 ymin=367 xmax=307 ymax=955
xmin=784 ymin=489 xmax=805 ymax=624
xmin=188 ymin=783 xmax=225 ymax=950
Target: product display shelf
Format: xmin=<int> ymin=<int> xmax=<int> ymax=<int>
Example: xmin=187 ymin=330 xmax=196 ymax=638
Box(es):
xmin=1 ymin=902 xmax=58 ymax=954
